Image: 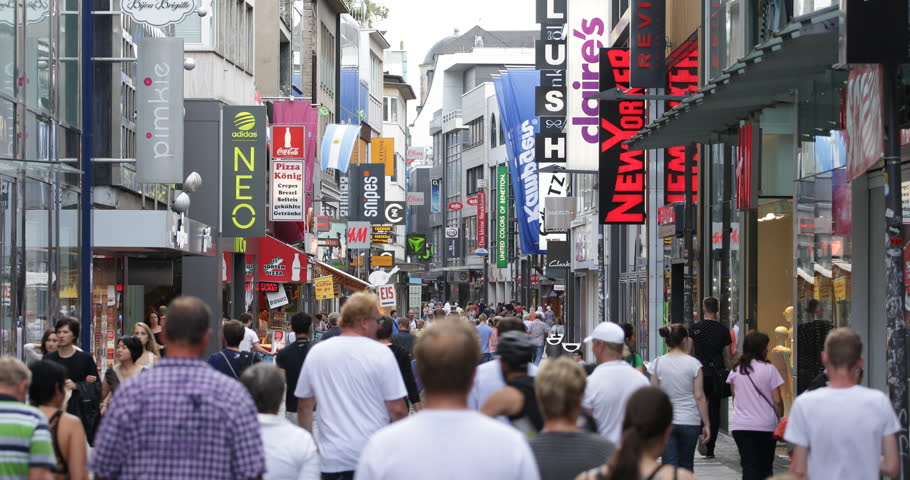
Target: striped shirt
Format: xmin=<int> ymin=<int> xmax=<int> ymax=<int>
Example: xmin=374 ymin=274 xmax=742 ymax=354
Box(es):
xmin=0 ymin=395 xmax=55 ymax=479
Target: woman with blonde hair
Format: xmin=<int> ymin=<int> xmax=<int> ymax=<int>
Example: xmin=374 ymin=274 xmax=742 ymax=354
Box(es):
xmin=131 ymin=322 xmax=160 ymax=367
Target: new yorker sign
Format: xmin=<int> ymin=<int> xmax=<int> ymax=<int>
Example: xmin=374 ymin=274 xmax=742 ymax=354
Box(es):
xmin=222 ymin=106 xmax=267 ymax=237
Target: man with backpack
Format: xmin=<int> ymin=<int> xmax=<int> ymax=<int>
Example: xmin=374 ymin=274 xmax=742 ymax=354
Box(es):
xmin=207 ymin=319 xmax=260 ymax=379
xmin=275 ymin=312 xmax=313 ymax=424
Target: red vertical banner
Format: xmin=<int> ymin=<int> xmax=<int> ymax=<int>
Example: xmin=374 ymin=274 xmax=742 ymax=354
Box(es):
xmin=477 ymin=190 xmax=488 ymax=249
xmin=666 ymin=46 xmax=699 ymax=205
xmin=846 ymin=65 xmax=883 ymax=181
xmin=736 ymin=123 xmax=754 ymax=210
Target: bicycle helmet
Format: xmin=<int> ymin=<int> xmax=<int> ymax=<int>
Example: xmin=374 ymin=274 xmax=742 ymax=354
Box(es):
xmin=497 ymin=331 xmax=535 ymax=368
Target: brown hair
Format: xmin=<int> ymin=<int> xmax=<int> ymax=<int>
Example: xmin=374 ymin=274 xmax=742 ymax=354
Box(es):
xmin=735 ymin=331 xmax=770 ymax=375
xmin=608 ymin=387 xmax=673 ymax=480
xmin=339 ymin=292 xmax=380 ymax=329
xmin=414 ymin=320 xmax=480 ymax=394
xmin=703 ymin=296 xmax=719 ymax=314
xmin=535 ymin=357 xmax=587 ymax=420
xmin=825 ymin=327 xmax=863 ymax=369
xmin=658 ymin=323 xmax=688 ymax=349
xmin=39 ymin=327 xmax=56 ymax=354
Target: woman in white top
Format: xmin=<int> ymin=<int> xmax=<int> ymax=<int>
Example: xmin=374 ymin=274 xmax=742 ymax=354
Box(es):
xmin=132 ymin=322 xmax=161 ymax=367
xmin=24 ymin=327 xmax=58 ymax=365
xmin=651 ymin=323 xmax=710 ymax=472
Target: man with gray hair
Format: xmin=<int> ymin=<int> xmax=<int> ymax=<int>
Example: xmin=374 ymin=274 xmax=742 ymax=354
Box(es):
xmin=240 ymin=363 xmax=319 ymax=480
xmin=90 ymin=297 xmax=266 ymax=480
xmin=0 ymin=357 xmax=55 ymax=480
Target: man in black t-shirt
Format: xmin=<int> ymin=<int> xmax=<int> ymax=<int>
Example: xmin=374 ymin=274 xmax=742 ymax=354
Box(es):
xmin=275 ymin=312 xmax=313 ymax=425
xmin=44 ymin=317 xmax=101 ymax=444
xmin=691 ymin=296 xmax=732 ymax=458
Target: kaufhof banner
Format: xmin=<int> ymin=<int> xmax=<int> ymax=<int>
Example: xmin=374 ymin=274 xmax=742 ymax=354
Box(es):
xmin=599 ymin=49 xmax=646 ymax=224
xmin=222 ymin=106 xmax=267 ymax=237
xmin=566 ymin=0 xmax=610 ymax=171
xmin=493 ymin=70 xmax=544 ymax=255
xmin=348 ymin=164 xmax=385 ymax=222
xmin=496 ymin=165 xmax=509 ymax=268
xmin=136 ymin=37 xmax=184 ymax=184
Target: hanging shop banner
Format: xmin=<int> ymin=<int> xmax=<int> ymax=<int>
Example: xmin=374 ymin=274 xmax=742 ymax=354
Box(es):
xmin=496 ymin=166 xmax=510 ymax=268
xmin=348 ymin=164 xmax=385 ymax=222
xmin=493 ymin=70 xmax=545 ymax=254
xmin=536 ymin=0 xmax=567 ymax=168
xmin=736 ymin=123 xmax=756 ymax=210
xmin=346 ymin=221 xmax=371 ymax=249
xmin=121 ymin=0 xmax=196 ymax=27
xmin=136 ymin=37 xmax=185 ymax=184
xmin=546 ymin=240 xmax=571 ymax=277
xmin=846 ymin=65 xmax=883 ymax=181
xmin=665 ymin=47 xmax=700 ymax=204
xmin=249 ymin=236 xmax=308 ymax=283
xmin=271 ymin=101 xmax=320 ymax=243
xmin=222 ymin=106 xmax=268 ymax=237
xmin=406 ymin=234 xmax=428 ymax=256
xmin=318 ymin=221 xmax=347 ymax=267
xmin=477 ymin=190 xmax=488 ymax=249
xmin=384 ymin=202 xmax=406 ymax=224
xmin=270 ymin=160 xmax=305 ymax=221
xmin=630 ymin=0 xmax=666 ymax=88
xmin=545 ymin=196 xmax=576 ymax=232
xmin=406 ymin=147 xmax=426 ymax=164
xmin=271 ymin=126 xmax=305 ymax=158
xmin=377 ymin=284 xmax=397 ymax=308
xmin=406 ymin=192 xmax=425 ymax=205
xmin=566 ymin=0 xmax=610 ymax=171
xmin=371 ymin=138 xmax=395 ymax=176
xmin=315 ymin=276 xmax=336 ymax=300
xmin=599 ymin=49 xmax=646 ymax=225
xmin=430 ymin=178 xmax=442 ymax=213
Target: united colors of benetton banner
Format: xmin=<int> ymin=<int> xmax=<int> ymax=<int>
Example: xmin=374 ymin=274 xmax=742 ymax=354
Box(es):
xmin=493 ymin=70 xmax=544 ymax=255
xmin=222 ymin=106 xmax=267 ymax=237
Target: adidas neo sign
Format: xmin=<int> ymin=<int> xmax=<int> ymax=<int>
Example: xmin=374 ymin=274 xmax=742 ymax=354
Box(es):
xmin=232 ymin=112 xmax=259 ymax=138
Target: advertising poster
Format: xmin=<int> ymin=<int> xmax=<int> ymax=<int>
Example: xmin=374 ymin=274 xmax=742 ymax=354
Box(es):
xmin=319 ymin=221 xmax=347 ymax=267
xmin=371 ymin=138 xmax=395 ymax=176
xmin=222 ymin=106 xmax=267 ymax=237
xmin=431 ymin=178 xmax=442 ymax=213
xmin=270 ymin=159 xmax=305 ymax=221
xmin=477 ymin=190 xmax=488 ymax=249
xmin=349 ymin=164 xmax=385 ymax=222
xmin=315 ymin=276 xmax=336 ymax=300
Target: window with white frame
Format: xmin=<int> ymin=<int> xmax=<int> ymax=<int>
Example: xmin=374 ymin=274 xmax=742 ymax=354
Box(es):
xmin=370 ymin=53 xmax=382 ymax=97
xmin=383 ymin=96 xmax=399 ymax=123
xmin=464 ymin=117 xmax=484 ymax=149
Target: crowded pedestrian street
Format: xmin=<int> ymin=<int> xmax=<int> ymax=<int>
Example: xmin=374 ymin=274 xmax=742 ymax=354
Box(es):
xmin=2 ymin=0 xmax=910 ymax=478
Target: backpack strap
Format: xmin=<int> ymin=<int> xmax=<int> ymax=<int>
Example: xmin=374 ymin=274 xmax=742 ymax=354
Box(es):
xmin=220 ymin=351 xmax=239 ymax=379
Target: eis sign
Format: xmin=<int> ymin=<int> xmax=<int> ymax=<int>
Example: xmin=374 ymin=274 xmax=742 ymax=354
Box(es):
xmin=598 ymin=49 xmax=646 ymax=225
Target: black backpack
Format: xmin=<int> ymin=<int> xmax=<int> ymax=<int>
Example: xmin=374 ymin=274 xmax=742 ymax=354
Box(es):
xmin=237 ymin=351 xmax=261 ymax=375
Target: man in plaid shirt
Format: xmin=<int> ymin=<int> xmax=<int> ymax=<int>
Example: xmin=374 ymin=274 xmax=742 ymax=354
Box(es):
xmin=90 ymin=297 xmax=265 ymax=480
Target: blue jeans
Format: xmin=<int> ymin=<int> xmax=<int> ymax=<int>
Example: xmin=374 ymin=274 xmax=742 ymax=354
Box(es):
xmin=534 ymin=345 xmax=545 ymax=365
xmin=662 ymin=424 xmax=701 ymax=471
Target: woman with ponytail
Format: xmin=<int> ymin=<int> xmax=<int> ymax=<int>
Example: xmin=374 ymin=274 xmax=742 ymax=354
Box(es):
xmin=650 ymin=324 xmax=710 ymax=472
xmin=726 ymin=331 xmax=784 ymax=480
xmin=577 ymin=387 xmax=695 ymax=480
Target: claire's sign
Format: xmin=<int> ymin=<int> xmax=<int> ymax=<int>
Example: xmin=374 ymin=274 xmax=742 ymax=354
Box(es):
xmin=222 ymin=106 xmax=267 ymax=237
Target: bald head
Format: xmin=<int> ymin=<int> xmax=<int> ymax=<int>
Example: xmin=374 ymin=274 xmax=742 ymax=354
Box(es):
xmin=415 ymin=319 xmax=480 ymax=395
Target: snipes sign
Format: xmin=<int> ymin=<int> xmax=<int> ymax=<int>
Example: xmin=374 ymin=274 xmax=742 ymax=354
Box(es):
xmin=222 ymin=106 xmax=267 ymax=237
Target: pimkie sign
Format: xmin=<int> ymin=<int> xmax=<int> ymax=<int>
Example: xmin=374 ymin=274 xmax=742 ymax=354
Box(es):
xmin=136 ymin=37 xmax=184 ymax=184
xmin=599 ymin=49 xmax=646 ymax=225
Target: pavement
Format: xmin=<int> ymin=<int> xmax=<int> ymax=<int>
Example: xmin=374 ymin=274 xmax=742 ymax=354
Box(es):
xmin=694 ymin=432 xmax=791 ymax=480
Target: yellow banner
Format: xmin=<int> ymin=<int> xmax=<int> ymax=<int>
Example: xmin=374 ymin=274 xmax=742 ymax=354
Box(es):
xmin=314 ymin=275 xmax=335 ymax=300
xmin=833 ymin=276 xmax=848 ymax=302
xmin=371 ymin=138 xmax=394 ymax=176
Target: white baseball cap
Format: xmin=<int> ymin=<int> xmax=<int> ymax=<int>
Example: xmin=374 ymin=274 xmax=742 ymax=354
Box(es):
xmin=583 ymin=322 xmax=625 ymax=344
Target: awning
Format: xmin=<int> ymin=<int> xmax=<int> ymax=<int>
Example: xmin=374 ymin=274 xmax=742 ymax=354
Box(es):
xmin=626 ymin=6 xmax=840 ymax=151
xmin=311 ymin=260 xmax=371 ymax=292
xmin=93 ymin=210 xmax=214 ymax=255
xmin=247 ymin=236 xmax=308 ymax=283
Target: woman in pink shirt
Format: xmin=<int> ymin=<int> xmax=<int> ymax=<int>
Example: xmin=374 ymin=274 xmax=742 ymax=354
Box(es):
xmin=726 ymin=331 xmax=785 ymax=480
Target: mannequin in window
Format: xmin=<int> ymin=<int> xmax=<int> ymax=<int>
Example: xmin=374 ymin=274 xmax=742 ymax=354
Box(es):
xmin=771 ymin=307 xmax=794 ymax=412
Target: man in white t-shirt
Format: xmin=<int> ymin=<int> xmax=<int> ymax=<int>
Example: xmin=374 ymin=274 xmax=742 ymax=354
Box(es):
xmin=239 ymin=312 xmax=274 ymax=357
xmin=296 ymin=293 xmax=408 ymax=479
xmin=785 ymin=328 xmax=900 ymax=480
xmin=582 ymin=322 xmax=649 ymax=445
xmin=356 ymin=318 xmax=539 ymax=480
xmin=467 ymin=316 xmax=538 ymax=421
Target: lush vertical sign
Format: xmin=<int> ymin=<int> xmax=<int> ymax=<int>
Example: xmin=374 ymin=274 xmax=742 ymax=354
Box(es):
xmin=222 ymin=106 xmax=267 ymax=237
xmin=496 ymin=166 xmax=509 ymax=268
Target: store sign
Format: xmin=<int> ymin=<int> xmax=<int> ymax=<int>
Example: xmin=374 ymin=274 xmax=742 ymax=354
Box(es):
xmin=372 ymin=254 xmax=394 ymax=267
xmin=666 ymin=48 xmax=700 ymax=204
xmin=258 ymin=282 xmax=281 ymax=292
xmin=315 ymin=276 xmax=336 ymax=300
xmin=535 ymin=0 xmax=567 ymax=171
xmin=846 ymin=65 xmax=884 ymax=181
xmin=271 ymin=126 xmax=305 ymax=158
xmin=346 ymin=221 xmax=371 ymax=249
xmin=477 ymin=191 xmax=488 ymax=249
xmin=315 ymin=216 xmax=331 ymax=232
xmin=266 ymin=287 xmax=290 ymax=309
xmin=270 ymin=159 xmax=305 ymax=221
xmin=496 ymin=166 xmax=509 ymax=268
xmin=544 ymin=196 xmax=576 ymax=232
xmin=566 ymin=0 xmax=610 ymax=171
xmin=377 ymin=284 xmax=397 ymax=308
xmin=658 ymin=203 xmax=683 ymax=237
xmin=222 ymin=106 xmax=267 ymax=237
xmin=630 ymin=0 xmax=666 ymax=88
xmin=448 ymin=202 xmax=463 ymax=211
xmin=406 ymin=147 xmax=426 ymax=164
xmin=371 ymin=138 xmax=395 ymax=176
xmin=407 ymin=192 xmax=425 ymax=205
xmin=445 ymin=227 xmax=458 ymax=239
xmin=431 ymin=178 xmax=442 ymax=213
xmin=349 ymin=164 xmax=385 ymax=222
xmin=339 ymin=174 xmax=350 ymax=218
xmin=136 ymin=37 xmax=185 ymax=184
xmin=546 ymin=240 xmax=570 ymax=268
xmin=121 ymin=0 xmax=197 ymax=27
xmin=599 ymin=49 xmax=646 ymax=224
xmin=384 ymin=202 xmax=406 ymax=224
xmin=251 ymin=236 xmax=307 ymax=283
xmin=467 ymin=197 xmax=479 ymax=207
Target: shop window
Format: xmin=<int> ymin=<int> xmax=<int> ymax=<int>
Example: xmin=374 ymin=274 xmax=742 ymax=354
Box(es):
xmin=24 ymin=180 xmax=51 ymax=346
xmin=0 ymin=181 xmax=14 ymax=356
xmin=0 ymin=99 xmax=13 ymax=158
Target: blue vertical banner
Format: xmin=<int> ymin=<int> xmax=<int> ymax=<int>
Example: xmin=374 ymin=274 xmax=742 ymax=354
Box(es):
xmin=493 ymin=70 xmax=545 ymax=255
xmin=430 ymin=178 xmax=442 ymax=213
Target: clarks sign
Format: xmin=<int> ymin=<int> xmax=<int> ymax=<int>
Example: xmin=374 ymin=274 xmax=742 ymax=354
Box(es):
xmin=121 ymin=0 xmax=197 ymax=27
